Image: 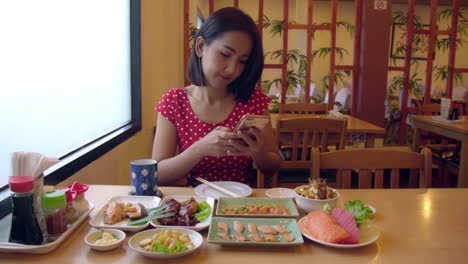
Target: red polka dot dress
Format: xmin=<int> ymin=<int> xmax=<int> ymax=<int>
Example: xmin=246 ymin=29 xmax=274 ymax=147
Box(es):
xmin=156 ymin=87 xmax=270 ymax=187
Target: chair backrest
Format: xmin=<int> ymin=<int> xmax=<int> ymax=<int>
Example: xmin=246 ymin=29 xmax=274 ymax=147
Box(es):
xmin=417 ymin=102 xmax=463 ymax=117
xmin=276 ymin=117 xmax=347 ymax=166
xmin=417 ymin=103 xmax=441 ymax=115
xmin=311 ymin=147 xmax=432 ymax=188
xmin=279 ymin=103 xmax=328 ymax=114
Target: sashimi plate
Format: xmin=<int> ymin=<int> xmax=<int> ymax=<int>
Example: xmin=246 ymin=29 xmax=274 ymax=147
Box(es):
xmin=207 ymin=217 xmax=303 ymax=246
xmin=297 ymin=216 xmax=380 ymax=248
xmin=216 ymin=197 xmax=299 ymax=218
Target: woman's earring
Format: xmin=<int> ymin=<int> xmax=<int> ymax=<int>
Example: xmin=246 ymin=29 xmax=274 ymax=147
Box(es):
xmin=198 ymin=56 xmax=204 ymax=87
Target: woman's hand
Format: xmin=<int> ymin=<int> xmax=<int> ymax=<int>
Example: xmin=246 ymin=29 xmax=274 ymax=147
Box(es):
xmin=227 ymin=127 xmax=265 ymax=156
xmin=193 ymin=126 xmax=243 ymax=157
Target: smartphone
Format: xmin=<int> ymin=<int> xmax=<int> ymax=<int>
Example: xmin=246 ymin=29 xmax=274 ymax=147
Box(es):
xmin=234 ymin=115 xmax=271 ymax=134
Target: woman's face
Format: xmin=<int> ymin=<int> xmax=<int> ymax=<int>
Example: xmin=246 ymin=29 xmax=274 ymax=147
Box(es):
xmin=198 ymin=31 xmax=252 ymax=90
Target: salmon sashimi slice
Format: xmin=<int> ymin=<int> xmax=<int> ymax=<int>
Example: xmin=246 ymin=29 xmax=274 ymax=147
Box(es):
xmin=249 ymin=233 xmax=264 ymax=242
xmin=234 ymin=232 xmax=248 ymax=242
xmin=218 ymin=222 xmax=229 ymax=233
xmin=272 ymin=225 xmax=291 ymax=234
xmin=263 ymin=234 xmax=278 ymax=242
xmin=280 ymin=233 xmax=296 ymax=242
xmin=330 ymin=208 xmax=359 ymax=244
xmin=233 ymin=221 xmax=244 ymax=233
xmin=303 ymin=211 xmax=350 ymax=244
xmin=258 ymin=225 xmax=278 ymax=234
xmin=219 ymin=232 xmax=231 ymax=241
xmin=248 ymin=223 xmax=258 ymax=234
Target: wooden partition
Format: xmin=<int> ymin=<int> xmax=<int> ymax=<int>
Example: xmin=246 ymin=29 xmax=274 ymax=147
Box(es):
xmin=183 ymin=0 xmax=362 ymax=114
xmin=390 ymin=0 xmax=468 ymax=144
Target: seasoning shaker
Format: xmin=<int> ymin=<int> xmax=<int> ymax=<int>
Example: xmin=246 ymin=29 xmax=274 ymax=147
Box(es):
xmin=41 ymin=190 xmax=67 ymax=241
xmin=8 ymin=176 xmax=44 ymax=245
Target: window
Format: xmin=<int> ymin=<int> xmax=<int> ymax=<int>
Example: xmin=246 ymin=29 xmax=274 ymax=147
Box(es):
xmin=0 ymin=0 xmax=141 ymax=219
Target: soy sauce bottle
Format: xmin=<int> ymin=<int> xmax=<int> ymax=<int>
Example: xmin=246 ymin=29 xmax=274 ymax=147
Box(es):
xmin=8 ymin=176 xmax=44 ymax=245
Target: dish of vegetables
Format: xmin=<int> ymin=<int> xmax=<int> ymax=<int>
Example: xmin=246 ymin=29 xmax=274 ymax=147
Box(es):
xmin=128 ymin=228 xmax=203 ymax=259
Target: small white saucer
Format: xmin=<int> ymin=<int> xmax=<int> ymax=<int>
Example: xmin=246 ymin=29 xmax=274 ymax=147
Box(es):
xmin=265 ymin=188 xmax=296 ymax=199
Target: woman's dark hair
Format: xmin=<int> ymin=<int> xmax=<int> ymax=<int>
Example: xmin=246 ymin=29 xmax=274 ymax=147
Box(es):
xmin=187 ymin=7 xmax=264 ymax=102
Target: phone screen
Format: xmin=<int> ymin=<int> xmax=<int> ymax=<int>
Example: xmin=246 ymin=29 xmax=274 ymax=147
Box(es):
xmin=234 ymin=115 xmax=270 ymax=133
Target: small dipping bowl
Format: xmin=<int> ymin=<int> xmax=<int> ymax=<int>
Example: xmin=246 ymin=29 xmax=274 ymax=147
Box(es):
xmin=265 ymin=188 xmax=296 ymax=199
xmin=84 ymin=229 xmax=126 ymax=251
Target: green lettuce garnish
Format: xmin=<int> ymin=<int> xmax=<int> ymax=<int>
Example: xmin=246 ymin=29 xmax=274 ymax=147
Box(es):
xmin=322 ymin=203 xmax=332 ymax=214
xmin=194 ymin=201 xmax=211 ymax=222
xmin=344 ymin=200 xmax=372 ymax=226
xmin=151 ymin=239 xmax=187 ymax=253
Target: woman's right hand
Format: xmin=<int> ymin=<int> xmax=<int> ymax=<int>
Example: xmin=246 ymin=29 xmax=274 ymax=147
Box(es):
xmin=193 ymin=126 xmax=241 ymax=158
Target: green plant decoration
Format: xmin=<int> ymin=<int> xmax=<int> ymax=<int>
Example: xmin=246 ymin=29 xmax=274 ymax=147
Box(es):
xmin=261 ymin=16 xmax=354 ymax=104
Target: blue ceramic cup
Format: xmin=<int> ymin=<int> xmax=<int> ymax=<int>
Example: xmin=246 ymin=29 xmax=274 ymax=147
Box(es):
xmin=130 ymin=159 xmax=158 ymax=196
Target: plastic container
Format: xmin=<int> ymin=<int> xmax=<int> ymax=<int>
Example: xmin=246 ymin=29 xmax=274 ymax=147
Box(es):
xmin=67 ymin=182 xmax=89 ymax=217
xmin=41 ymin=190 xmax=67 ymax=241
xmin=63 ymin=188 xmax=78 ymax=225
xmin=8 ymin=176 xmax=44 ymax=245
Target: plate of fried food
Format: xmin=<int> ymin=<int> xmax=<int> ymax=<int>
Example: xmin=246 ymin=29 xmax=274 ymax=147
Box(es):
xmin=89 ymin=196 xmax=162 ymax=232
xmin=150 ymin=195 xmax=215 ymax=231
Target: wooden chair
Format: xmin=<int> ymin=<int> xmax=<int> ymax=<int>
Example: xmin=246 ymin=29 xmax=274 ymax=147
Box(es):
xmin=279 ymin=103 xmax=327 ymax=114
xmin=269 ymin=117 xmax=347 ymax=188
xmin=311 ymin=147 xmax=432 ymax=188
xmin=413 ymin=102 xmax=460 ymax=187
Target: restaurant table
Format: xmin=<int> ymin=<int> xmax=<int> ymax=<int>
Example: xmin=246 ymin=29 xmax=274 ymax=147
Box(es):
xmin=270 ymin=113 xmax=385 ymax=147
xmin=411 ymin=115 xmax=468 ymax=187
xmin=1 ymin=185 xmax=467 ymax=263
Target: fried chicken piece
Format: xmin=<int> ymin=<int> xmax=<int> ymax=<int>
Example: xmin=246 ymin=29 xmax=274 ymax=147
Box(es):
xmin=104 ymin=201 xmax=125 ymax=224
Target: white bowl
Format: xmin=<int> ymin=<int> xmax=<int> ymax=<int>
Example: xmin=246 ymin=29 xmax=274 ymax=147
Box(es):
xmin=294 ymin=185 xmax=340 ymax=213
xmin=128 ymin=228 xmax=203 ymax=259
xmin=84 ymin=228 xmax=126 ymax=251
xmin=265 ymin=188 xmax=296 ymax=199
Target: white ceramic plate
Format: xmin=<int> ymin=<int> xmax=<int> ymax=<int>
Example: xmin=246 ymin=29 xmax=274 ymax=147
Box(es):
xmin=150 ymin=195 xmax=215 ymax=231
xmin=194 ymin=181 xmax=252 ymax=200
xmin=297 ymin=216 xmax=380 ymax=248
xmin=128 ymin=228 xmax=203 ymax=259
xmin=265 ymin=188 xmax=296 ymax=199
xmin=89 ymin=195 xmax=161 ymax=232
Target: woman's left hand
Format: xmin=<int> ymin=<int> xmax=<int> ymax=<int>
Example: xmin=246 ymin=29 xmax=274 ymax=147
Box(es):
xmin=227 ymin=127 xmax=265 ymax=156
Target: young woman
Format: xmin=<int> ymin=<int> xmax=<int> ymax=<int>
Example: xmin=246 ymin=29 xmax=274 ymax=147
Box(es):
xmin=152 ymin=7 xmax=281 ymax=187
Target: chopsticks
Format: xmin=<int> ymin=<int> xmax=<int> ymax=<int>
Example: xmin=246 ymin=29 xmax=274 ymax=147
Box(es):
xmin=195 ymin=177 xmax=241 ymax=198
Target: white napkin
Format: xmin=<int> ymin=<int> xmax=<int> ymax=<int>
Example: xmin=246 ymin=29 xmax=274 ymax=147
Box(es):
xmin=440 ymin=98 xmax=451 ymax=120
xmin=11 ymin=152 xmax=59 ymax=178
xmin=329 ymin=109 xmax=347 ymax=119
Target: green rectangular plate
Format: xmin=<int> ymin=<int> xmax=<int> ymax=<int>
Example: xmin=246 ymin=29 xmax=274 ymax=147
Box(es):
xmin=216 ymin=197 xmax=299 ymax=218
xmin=207 ymin=217 xmax=304 ymax=246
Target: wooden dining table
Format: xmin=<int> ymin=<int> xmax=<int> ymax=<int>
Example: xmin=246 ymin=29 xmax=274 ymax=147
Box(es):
xmin=0 ymin=185 xmax=466 ymax=263
xmin=270 ymin=113 xmax=385 ymax=147
xmin=411 ymin=115 xmax=468 ymax=187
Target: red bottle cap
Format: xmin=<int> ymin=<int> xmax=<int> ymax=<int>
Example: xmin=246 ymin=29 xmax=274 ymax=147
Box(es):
xmin=9 ymin=176 xmax=35 ymax=193
xmin=68 ymin=181 xmax=88 ymax=194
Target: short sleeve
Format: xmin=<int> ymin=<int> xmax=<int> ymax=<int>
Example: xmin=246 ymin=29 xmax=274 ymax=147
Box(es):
xmin=155 ymin=88 xmax=178 ymax=124
xmin=251 ymin=88 xmax=271 ymax=114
